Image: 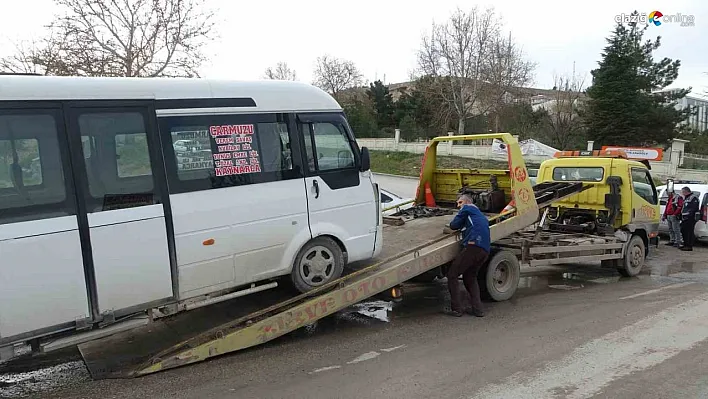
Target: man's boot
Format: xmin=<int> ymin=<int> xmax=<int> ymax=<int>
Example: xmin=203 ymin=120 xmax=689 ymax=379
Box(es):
xmin=465 ymin=308 xmax=485 ymax=317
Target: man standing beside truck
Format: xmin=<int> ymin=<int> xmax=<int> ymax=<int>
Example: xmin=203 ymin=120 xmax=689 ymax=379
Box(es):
xmin=680 ymin=186 xmax=700 ymax=251
xmin=443 ymin=194 xmax=491 ymax=318
xmin=662 ymin=189 xmax=683 ymax=247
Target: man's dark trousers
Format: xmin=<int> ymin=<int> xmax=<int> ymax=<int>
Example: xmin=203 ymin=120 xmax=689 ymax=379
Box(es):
xmin=681 ymin=218 xmax=697 ymax=249
xmin=447 ymin=245 xmax=489 ymax=313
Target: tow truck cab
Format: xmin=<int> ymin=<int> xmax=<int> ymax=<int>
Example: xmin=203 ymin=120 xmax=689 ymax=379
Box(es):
xmin=536 ymin=150 xmax=660 ymax=249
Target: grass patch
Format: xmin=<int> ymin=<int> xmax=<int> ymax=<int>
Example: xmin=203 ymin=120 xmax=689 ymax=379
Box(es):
xmin=370 ymin=150 xmax=538 ymax=177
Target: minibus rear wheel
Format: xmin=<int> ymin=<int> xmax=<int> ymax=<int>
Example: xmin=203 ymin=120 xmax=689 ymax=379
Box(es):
xmin=291 ymin=237 xmax=345 ymax=293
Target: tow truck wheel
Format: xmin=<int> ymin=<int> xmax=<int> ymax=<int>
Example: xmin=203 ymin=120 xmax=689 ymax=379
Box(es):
xmin=291 ymin=237 xmax=345 ymax=293
xmin=479 ymin=250 xmax=521 ymax=302
xmin=618 ymin=235 xmax=645 ymax=277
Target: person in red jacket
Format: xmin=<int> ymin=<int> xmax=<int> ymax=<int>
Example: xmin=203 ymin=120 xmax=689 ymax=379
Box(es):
xmin=662 ymin=189 xmax=683 ymax=247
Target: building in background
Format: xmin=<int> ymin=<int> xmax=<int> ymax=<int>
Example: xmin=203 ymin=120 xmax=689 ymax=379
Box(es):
xmin=657 ymin=89 xmax=708 ymax=132
xmin=677 ymin=95 xmax=708 ymax=132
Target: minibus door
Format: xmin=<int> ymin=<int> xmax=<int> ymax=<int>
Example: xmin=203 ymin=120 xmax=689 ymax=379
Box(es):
xmin=298 ymin=113 xmax=378 ymax=262
xmin=0 ymin=106 xmax=91 ymax=338
xmin=68 ymin=104 xmax=174 ymax=317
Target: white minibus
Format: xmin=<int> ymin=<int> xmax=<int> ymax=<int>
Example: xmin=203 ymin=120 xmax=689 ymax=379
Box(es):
xmin=0 ymin=75 xmax=382 ymax=354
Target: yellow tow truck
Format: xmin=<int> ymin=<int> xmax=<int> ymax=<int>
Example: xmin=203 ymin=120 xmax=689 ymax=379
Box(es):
xmin=74 ymin=134 xmax=648 ymax=379
xmin=535 ymin=149 xmax=661 ymax=275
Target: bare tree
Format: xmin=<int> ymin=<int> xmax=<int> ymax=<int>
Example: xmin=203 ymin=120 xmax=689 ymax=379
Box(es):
xmin=0 ymin=0 xmax=215 ymax=77
xmin=264 ymin=62 xmax=297 ymax=81
xmin=401 ymin=75 xmax=457 ymax=135
xmin=484 ymin=32 xmax=536 ymax=131
xmin=0 ymin=35 xmax=70 ymax=75
xmin=541 ymin=71 xmax=586 ymax=149
xmin=417 ymin=7 xmax=535 ymax=135
xmin=0 ymin=41 xmax=44 ymax=74
xmin=312 ymin=54 xmax=363 ymax=97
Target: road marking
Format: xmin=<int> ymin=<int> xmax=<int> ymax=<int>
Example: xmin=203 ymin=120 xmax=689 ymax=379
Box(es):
xmin=619 ymin=282 xmax=695 ymax=300
xmin=312 ymin=345 xmax=404 ymax=374
xmin=347 ymin=351 xmax=380 ymax=364
xmin=381 ymin=345 xmax=406 ymax=352
xmin=309 ymin=365 xmax=342 ymax=374
xmin=471 ymin=292 xmax=708 ymax=399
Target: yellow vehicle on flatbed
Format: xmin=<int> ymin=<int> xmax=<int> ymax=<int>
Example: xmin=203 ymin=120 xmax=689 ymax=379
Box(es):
xmin=72 ymin=134 xmax=648 ymax=380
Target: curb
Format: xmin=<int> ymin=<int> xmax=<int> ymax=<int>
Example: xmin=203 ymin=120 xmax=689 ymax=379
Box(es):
xmin=372 ymin=172 xmax=420 ymax=180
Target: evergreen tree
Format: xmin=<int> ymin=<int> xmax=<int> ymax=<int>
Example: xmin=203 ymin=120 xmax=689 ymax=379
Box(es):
xmin=398 ymin=115 xmax=419 ymax=142
xmin=583 ymin=11 xmax=693 ymax=147
xmin=342 ymin=97 xmax=379 ymax=138
xmin=366 ymin=80 xmax=395 ymax=128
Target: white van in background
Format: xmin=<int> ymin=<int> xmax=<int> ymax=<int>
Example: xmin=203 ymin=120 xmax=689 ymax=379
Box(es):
xmin=657 ymin=182 xmax=708 ymax=242
xmin=0 ymin=75 xmax=382 ymax=355
xmin=380 ymin=188 xmax=414 ymax=216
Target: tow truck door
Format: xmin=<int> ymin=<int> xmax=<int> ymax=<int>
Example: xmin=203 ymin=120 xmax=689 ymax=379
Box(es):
xmin=629 ymin=166 xmax=660 ymax=226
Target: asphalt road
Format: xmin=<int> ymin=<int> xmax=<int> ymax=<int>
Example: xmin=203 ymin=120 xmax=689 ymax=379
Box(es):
xmin=373 ymin=173 xmax=419 ymax=198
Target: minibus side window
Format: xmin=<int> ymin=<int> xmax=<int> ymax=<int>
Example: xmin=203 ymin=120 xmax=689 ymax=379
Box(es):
xmin=77 ymin=111 xmax=158 ymax=212
xmin=159 ymin=113 xmax=303 ymax=194
xmin=115 ymin=133 xmax=152 ymax=178
xmin=300 ymin=123 xmax=316 ymax=172
xmin=0 ymin=111 xmax=74 ymax=225
xmin=299 ymin=121 xmax=356 ymax=172
xmin=169 ymin=127 xmax=213 ymax=180
xmin=0 ymin=139 xmax=42 ymax=188
xmin=258 ymin=122 xmax=294 ymax=173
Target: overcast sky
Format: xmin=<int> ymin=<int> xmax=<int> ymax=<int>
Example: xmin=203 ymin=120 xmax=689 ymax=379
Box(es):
xmin=0 ymin=0 xmax=706 ymax=98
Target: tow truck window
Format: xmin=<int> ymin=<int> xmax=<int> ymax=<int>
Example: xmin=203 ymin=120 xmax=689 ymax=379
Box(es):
xmin=552 ymin=167 xmax=604 ymax=182
xmin=631 ymin=168 xmax=658 ymax=205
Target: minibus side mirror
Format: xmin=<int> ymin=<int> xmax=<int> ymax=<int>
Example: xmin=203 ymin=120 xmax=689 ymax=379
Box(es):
xmin=360 ymin=147 xmax=371 ymax=172
xmin=667 ymin=179 xmax=674 ymax=194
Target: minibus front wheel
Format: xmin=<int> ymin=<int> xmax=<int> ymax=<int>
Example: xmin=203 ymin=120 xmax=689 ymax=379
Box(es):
xmin=291 ymin=236 xmax=345 ymax=293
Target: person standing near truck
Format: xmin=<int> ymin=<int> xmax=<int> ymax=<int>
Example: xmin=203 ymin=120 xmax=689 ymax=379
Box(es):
xmin=443 ymin=194 xmax=491 ymax=317
xmin=680 ymin=186 xmax=700 ymax=251
xmin=662 ymin=189 xmax=683 ymax=247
